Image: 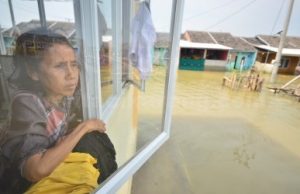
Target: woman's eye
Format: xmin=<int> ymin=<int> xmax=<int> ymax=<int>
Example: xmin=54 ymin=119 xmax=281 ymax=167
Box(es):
xmin=71 ymin=63 xmax=79 ymax=68
xmin=55 ymin=63 xmax=66 ymax=69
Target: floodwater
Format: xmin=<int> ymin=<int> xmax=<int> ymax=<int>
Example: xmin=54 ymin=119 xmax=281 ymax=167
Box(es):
xmin=133 ymin=67 xmax=300 ymax=194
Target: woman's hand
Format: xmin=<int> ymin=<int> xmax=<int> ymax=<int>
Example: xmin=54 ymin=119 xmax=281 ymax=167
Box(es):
xmin=23 ymin=119 xmax=106 ymax=182
xmin=81 ymin=119 xmax=107 ymax=133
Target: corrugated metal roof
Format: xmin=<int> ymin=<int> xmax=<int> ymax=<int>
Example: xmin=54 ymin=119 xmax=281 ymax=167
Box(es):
xmin=180 ymin=40 xmax=232 ymax=50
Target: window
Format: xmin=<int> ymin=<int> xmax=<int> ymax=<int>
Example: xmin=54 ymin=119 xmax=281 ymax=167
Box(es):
xmin=0 ymin=0 xmax=184 ymax=193
xmin=206 ymin=49 xmax=228 ymax=60
xmin=280 ymin=57 xmax=289 ymax=68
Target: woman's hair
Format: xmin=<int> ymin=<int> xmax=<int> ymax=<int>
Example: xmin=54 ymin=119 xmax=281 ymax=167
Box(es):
xmin=9 ymin=27 xmax=73 ymax=93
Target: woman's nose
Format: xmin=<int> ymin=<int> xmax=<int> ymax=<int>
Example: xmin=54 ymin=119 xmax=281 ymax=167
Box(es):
xmin=65 ymin=64 xmax=78 ymax=79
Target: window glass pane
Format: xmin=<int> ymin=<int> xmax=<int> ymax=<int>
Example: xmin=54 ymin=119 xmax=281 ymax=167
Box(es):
xmin=44 ymin=0 xmax=74 ymax=23
xmin=135 ymin=0 xmax=173 ymax=150
xmin=12 ymin=0 xmax=39 ymax=24
xmin=98 ymin=0 xmax=114 ymax=104
xmin=106 ymin=0 xmax=174 ymax=171
xmin=0 ymin=0 xmax=12 ymax=29
xmin=0 ymin=0 xmax=40 ymax=123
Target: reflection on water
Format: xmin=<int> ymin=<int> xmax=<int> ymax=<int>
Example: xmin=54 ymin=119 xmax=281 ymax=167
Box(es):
xmin=133 ymin=67 xmax=300 ymax=194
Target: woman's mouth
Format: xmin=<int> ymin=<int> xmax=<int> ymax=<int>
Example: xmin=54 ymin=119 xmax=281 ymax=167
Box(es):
xmin=65 ymin=84 xmax=77 ymax=90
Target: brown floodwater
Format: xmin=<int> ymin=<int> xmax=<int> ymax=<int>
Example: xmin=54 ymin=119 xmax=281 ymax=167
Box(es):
xmin=133 ymin=67 xmax=300 ymax=194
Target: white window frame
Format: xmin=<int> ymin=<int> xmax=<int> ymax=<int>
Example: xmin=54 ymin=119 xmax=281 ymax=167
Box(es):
xmin=100 ymin=0 xmax=184 ymax=193
xmin=101 ymin=0 xmax=123 ymax=122
xmin=74 ymin=0 xmax=185 ymax=193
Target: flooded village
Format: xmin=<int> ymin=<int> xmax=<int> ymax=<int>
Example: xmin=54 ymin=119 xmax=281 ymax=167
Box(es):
xmin=132 ymin=30 xmax=300 ymax=194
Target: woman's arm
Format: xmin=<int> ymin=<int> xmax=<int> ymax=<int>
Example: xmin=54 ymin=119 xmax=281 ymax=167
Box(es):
xmin=23 ymin=119 xmax=106 ymax=182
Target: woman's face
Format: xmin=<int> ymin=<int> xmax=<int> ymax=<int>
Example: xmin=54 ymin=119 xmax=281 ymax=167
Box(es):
xmin=32 ymin=43 xmax=79 ymax=103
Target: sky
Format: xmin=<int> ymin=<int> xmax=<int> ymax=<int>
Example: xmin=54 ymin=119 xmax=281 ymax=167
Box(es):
xmin=151 ymin=0 xmax=300 ymax=37
xmin=0 ymin=0 xmax=299 ymax=37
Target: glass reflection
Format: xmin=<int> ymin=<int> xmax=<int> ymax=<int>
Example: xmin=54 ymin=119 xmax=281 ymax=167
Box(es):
xmin=135 ymin=0 xmax=173 ymax=149
xmin=97 ymin=0 xmax=114 ymax=104
xmin=0 ymin=1 xmax=115 ymax=193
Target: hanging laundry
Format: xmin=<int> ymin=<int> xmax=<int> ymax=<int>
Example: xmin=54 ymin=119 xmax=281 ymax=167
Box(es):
xmin=130 ymin=1 xmax=156 ymax=80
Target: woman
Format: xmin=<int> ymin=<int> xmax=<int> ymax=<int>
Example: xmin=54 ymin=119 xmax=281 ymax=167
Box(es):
xmin=0 ymin=28 xmax=107 ymax=193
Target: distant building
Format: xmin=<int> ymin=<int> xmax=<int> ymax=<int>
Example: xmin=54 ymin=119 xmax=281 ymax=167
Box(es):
xmin=153 ymin=32 xmax=170 ymax=66
xmin=244 ymin=35 xmax=300 ymax=75
xmin=180 ymin=31 xmax=231 ymax=71
xmin=210 ymin=32 xmax=257 ymax=71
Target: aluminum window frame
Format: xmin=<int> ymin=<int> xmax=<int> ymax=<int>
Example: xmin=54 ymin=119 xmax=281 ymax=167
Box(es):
xmin=97 ymin=0 xmax=184 ymax=193
xmin=73 ymin=0 xmax=184 ymax=193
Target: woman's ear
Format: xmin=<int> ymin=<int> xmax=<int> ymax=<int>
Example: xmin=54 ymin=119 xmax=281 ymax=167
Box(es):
xmin=26 ymin=64 xmax=39 ymax=81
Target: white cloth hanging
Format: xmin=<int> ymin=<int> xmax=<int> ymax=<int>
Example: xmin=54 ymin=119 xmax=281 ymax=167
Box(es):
xmin=130 ymin=1 xmax=156 ymax=80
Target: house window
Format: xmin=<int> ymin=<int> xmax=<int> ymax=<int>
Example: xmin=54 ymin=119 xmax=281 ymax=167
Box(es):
xmin=280 ymin=57 xmax=289 ymax=68
xmin=206 ymin=50 xmax=228 ymax=60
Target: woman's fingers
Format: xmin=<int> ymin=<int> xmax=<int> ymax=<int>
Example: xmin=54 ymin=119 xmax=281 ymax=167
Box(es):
xmin=85 ymin=119 xmax=107 ymax=133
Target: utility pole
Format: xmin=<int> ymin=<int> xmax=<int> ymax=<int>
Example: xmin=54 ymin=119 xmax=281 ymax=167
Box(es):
xmin=270 ymin=0 xmax=294 ymax=83
xmin=8 ymin=0 xmax=16 ymax=27
xmin=37 ymin=0 xmax=47 ymax=29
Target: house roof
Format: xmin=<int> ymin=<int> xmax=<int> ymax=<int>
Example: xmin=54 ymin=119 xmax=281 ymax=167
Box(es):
xmin=255 ymin=45 xmax=300 ymax=56
xmin=185 ymin=31 xmax=216 ymax=43
xmin=48 ymin=21 xmax=75 ymax=38
xmin=180 ymin=40 xmax=232 ymax=50
xmin=256 ymin=35 xmax=300 ymax=49
xmin=183 ymin=31 xmax=255 ymax=52
xmin=242 ymin=37 xmax=264 ymax=45
xmin=3 ymin=20 xmax=55 ymax=37
xmin=3 ymin=20 xmax=75 ymax=38
xmin=242 ymin=35 xmax=300 ymax=56
xmin=209 ymin=32 xmax=256 ymax=52
xmin=155 ymin=32 xmax=170 ymax=48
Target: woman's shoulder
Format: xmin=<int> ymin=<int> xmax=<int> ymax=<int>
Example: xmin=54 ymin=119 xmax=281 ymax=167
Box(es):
xmin=12 ymin=90 xmax=43 ymax=107
xmin=11 ymin=90 xmax=46 ymax=116
xmin=13 ymin=90 xmax=40 ymax=100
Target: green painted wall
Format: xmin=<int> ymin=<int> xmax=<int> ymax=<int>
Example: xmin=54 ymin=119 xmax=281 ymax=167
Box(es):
xmin=227 ymin=52 xmax=256 ymax=71
xmin=179 ymin=58 xmax=205 ymax=71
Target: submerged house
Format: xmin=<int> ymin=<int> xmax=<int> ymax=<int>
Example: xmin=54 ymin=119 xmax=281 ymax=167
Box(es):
xmin=180 ymin=31 xmax=231 ymax=71
xmin=210 ymin=32 xmax=257 ymax=71
xmin=244 ymin=35 xmax=300 ymax=75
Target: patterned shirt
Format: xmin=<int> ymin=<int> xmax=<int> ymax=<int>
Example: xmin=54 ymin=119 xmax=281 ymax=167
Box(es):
xmin=1 ymin=91 xmax=72 ymax=175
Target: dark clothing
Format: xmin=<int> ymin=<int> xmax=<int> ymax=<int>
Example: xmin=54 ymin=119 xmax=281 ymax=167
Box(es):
xmin=73 ymin=131 xmax=118 ymax=183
